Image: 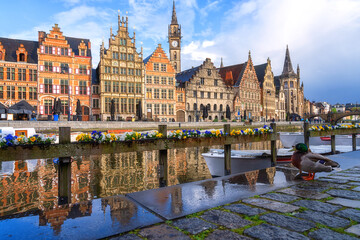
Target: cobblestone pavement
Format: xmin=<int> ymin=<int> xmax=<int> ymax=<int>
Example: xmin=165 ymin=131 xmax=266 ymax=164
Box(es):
xmin=111 ymin=166 xmax=360 ymax=240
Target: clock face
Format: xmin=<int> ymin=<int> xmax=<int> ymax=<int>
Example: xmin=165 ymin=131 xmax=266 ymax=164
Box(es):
xmin=172 ymin=40 xmax=178 ymax=47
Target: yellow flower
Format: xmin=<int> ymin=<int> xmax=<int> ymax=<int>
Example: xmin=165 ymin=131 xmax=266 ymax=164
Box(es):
xmin=183 ymin=136 xmax=187 ymax=139
xmin=30 ymin=137 xmax=36 ymax=142
xmin=132 ymin=137 xmax=135 ymax=140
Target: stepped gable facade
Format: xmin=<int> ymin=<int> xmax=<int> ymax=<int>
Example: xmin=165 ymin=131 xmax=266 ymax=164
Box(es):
xmin=98 ymin=13 xmax=144 ymax=121
xmin=219 ymin=52 xmax=261 ymax=121
xmin=254 ymin=58 xmax=276 ymax=121
xmin=144 ymin=44 xmax=176 ymax=122
xmin=37 ymin=24 xmax=92 ymax=120
xmin=0 ymin=37 xmax=38 ymax=114
xmin=177 ymin=58 xmax=233 ymax=122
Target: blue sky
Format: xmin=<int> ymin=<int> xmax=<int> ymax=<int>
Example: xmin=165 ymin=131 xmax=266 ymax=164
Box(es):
xmin=1 ymin=0 xmax=360 ymax=104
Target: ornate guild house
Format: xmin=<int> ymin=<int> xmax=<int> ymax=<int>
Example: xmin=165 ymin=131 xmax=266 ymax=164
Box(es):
xmin=98 ymin=13 xmax=144 ymax=121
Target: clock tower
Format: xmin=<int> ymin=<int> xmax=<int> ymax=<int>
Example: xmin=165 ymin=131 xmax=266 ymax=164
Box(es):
xmin=168 ymin=0 xmax=181 ymax=73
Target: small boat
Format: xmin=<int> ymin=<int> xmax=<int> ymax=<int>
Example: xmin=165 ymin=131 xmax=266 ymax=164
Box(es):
xmin=320 ymin=136 xmax=331 ymax=141
xmin=202 ymin=145 xmax=359 ymax=177
xmin=0 ymin=127 xmax=36 ymax=138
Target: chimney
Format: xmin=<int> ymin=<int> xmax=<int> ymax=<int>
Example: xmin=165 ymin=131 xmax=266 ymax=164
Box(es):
xmin=88 ymin=41 xmax=91 ymax=49
xmin=38 ymin=31 xmax=46 ymax=44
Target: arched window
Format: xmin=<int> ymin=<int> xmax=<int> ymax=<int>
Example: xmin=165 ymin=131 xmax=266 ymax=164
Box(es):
xmin=220 ymin=104 xmax=223 ymax=111
xmin=214 ymin=104 xmax=217 ymax=111
xmin=207 ymin=104 xmax=211 ymax=111
xmin=187 ymin=103 xmax=190 ymax=110
xmin=193 ymin=103 xmax=197 ymax=110
xmin=174 ymin=52 xmax=177 ymax=60
xmin=200 ymin=104 xmax=204 ymax=111
xmin=174 ymin=62 xmax=177 ymax=70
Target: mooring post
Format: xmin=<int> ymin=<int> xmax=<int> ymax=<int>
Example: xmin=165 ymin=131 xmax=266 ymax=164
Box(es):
xmin=58 ymin=127 xmax=72 ymax=205
xmin=303 ymin=122 xmax=309 ymax=148
xmin=224 ymin=124 xmax=231 ymax=175
xmin=352 ymin=134 xmax=357 ymax=151
xmin=270 ymin=123 xmax=277 ymax=166
xmin=331 ymin=135 xmax=336 ymax=154
xmin=158 ymin=125 xmax=168 ymax=187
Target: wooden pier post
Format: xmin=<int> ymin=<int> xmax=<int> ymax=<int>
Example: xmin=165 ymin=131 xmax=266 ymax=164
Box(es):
xmin=224 ymin=124 xmax=231 ymax=175
xmin=58 ymin=127 xmax=72 ymax=205
xmin=303 ymin=122 xmax=309 ymax=148
xmin=352 ymin=134 xmax=357 ymax=151
xmin=270 ymin=123 xmax=277 ymax=166
xmin=158 ymin=125 xmax=168 ymax=187
xmin=331 ymin=135 xmax=336 ymax=154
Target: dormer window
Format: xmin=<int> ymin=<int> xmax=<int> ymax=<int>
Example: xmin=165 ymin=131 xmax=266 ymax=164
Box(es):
xmin=81 ymin=49 xmax=86 ymax=56
xmin=19 ymin=53 xmax=25 ymax=62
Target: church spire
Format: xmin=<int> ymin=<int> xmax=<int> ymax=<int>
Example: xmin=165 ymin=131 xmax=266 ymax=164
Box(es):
xmin=220 ymin=57 xmax=224 ymax=68
xmin=281 ymin=45 xmax=296 ymax=77
xmin=171 ymin=0 xmax=178 ymax=24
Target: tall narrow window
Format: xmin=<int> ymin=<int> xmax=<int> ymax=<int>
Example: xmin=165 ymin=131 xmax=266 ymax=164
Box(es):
xmin=121 ymin=82 xmax=127 ymax=93
xmin=79 ymin=81 xmax=87 ymax=95
xmin=129 ymin=99 xmax=134 ymax=113
xmin=44 ymin=100 xmax=52 ymax=115
xmin=0 ymin=67 xmax=3 ymax=80
xmin=61 ymin=80 xmax=69 ymax=94
xmin=18 ymin=87 xmax=26 ymax=99
xmin=136 ymin=83 xmax=141 ymax=94
xmin=0 ymin=86 xmax=3 ymax=99
xmin=113 ymin=82 xmax=119 ymax=93
xmin=44 ymin=79 xmax=53 ymax=93
xmin=45 ymin=62 xmax=53 ymax=72
xmin=121 ymin=98 xmax=127 ymax=112
xmin=18 ymin=69 xmax=26 ymax=81
xmin=153 ymin=63 xmax=159 ymax=71
xmin=79 ymin=65 xmax=87 ymax=75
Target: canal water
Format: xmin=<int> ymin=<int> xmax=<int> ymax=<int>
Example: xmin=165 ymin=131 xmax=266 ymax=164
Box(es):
xmin=0 ymin=141 xmax=284 ymax=238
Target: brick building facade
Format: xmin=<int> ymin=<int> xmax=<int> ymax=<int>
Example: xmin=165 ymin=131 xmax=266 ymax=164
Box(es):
xmin=255 ymin=58 xmax=276 ymax=121
xmin=144 ymin=44 xmax=176 ymax=122
xmin=219 ymin=52 xmax=261 ymax=121
xmin=98 ymin=14 xmax=144 ymax=121
xmin=0 ymin=38 xmax=38 ymax=118
xmin=37 ymin=24 xmax=92 ymax=120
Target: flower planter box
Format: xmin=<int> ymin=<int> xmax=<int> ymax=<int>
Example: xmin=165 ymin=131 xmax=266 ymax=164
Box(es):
xmin=0 ymin=133 xmax=278 ymax=162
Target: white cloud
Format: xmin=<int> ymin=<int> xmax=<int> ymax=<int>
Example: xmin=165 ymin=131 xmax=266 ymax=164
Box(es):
xmin=180 ymin=0 xmax=360 ymax=103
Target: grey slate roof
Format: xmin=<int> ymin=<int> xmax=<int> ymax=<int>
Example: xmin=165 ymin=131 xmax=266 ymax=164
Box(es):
xmin=0 ymin=37 xmax=38 ymax=64
xmin=92 ymin=68 xmax=99 ymax=85
xmin=274 ymin=76 xmax=281 ymax=94
xmin=65 ymin=37 xmax=92 ymax=57
xmin=281 ymin=46 xmax=296 ymax=78
xmin=143 ymin=54 xmax=152 ymax=65
xmin=254 ymin=63 xmax=267 ymax=88
xmin=176 ymin=66 xmax=200 ymax=87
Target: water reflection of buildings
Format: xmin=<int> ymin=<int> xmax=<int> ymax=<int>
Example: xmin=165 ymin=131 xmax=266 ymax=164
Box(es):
xmin=0 ymin=159 xmax=92 ymax=234
xmin=94 ymin=148 xmax=211 ymax=197
xmin=0 ymin=147 xmax=211 ymax=233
